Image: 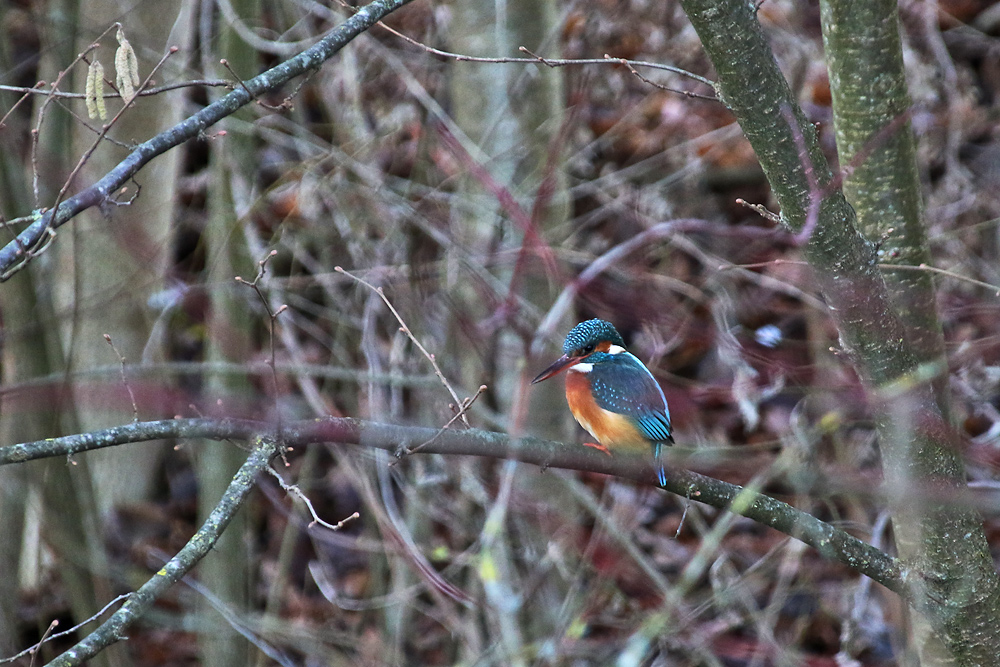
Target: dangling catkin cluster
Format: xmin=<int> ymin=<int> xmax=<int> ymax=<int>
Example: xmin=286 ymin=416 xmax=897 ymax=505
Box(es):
xmin=115 ymin=26 xmax=140 ymax=104
xmin=85 ymin=60 xmax=106 ymax=121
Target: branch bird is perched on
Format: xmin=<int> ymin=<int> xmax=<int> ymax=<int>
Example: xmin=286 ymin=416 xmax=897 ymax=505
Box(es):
xmin=531 ymin=319 xmax=673 ymax=486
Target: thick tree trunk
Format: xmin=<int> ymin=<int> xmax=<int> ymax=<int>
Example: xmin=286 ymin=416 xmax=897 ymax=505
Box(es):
xmin=195 ymin=0 xmax=258 ymax=665
xmin=820 ymin=1 xmax=955 ymax=661
xmin=53 ymin=0 xmax=191 ymax=512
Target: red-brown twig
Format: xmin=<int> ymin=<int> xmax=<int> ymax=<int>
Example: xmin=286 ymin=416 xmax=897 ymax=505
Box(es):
xmin=336 ymin=266 xmax=470 ymax=426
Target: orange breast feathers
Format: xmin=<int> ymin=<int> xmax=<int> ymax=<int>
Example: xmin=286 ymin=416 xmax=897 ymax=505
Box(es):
xmin=565 ymin=370 xmax=648 ymax=450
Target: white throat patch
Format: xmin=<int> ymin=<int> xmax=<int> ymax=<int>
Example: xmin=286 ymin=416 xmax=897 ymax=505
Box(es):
xmin=570 ymin=362 xmax=594 ymax=373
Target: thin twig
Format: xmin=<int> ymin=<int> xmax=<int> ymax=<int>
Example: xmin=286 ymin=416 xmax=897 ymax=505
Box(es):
xmin=30 ymin=33 xmax=112 ymax=205
xmin=520 ymin=48 xmax=716 ymax=88
xmin=392 ymin=385 xmax=488 ymax=463
xmin=52 ymin=97 xmax=136 ymax=148
xmin=435 ymin=125 xmax=563 ymax=319
xmin=103 ymin=334 xmax=138 ymax=422
xmin=219 ymin=58 xmax=302 ymax=111
xmin=780 ymin=104 xmax=822 ymax=245
xmin=219 ymin=58 xmax=255 ymax=99
xmin=881 ymin=262 xmax=1000 ymax=295
xmin=0 ymin=82 xmax=44 ymax=130
xmin=1 ymin=595 xmax=129 ymax=665
xmin=725 ymin=257 xmax=1000 ymax=296
xmin=266 ymin=464 xmax=361 ymax=531
xmin=0 ymin=79 xmax=232 ymax=99
xmin=329 ymin=0 xmax=716 ymax=92
xmin=602 ymin=54 xmax=717 ymax=100
xmin=235 ymin=250 xmax=286 ymax=440
xmin=675 ymin=484 xmax=695 ymax=539
xmin=335 ymin=266 xmax=469 ymax=426
xmin=735 ymin=197 xmax=781 ymax=224
xmin=533 ymin=220 xmax=689 ymax=354
xmin=29 ymin=622 xmax=57 ymax=667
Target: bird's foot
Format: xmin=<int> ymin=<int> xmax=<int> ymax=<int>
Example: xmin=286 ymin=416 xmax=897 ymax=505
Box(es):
xmin=583 ymin=442 xmax=612 ymax=456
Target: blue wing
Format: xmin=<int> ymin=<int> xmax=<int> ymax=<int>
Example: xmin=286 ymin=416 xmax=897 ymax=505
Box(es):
xmin=587 ymin=352 xmax=673 ymax=445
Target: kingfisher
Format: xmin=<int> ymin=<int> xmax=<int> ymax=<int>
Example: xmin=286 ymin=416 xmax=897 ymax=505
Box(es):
xmin=531 ymin=319 xmax=672 ymax=486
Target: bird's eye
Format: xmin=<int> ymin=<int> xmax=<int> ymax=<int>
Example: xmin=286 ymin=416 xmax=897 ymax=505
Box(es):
xmin=581 ymin=343 xmax=596 ymax=355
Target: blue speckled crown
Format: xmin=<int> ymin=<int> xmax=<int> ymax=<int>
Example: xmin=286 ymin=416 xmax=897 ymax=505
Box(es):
xmin=562 ymin=319 xmax=626 ymax=354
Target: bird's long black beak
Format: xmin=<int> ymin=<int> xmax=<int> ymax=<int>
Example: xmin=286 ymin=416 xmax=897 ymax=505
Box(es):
xmin=531 ymin=354 xmax=578 ymax=384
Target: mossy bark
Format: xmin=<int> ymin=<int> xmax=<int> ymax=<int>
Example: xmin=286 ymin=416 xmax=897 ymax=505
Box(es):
xmin=820 ymin=0 xmax=950 ymax=418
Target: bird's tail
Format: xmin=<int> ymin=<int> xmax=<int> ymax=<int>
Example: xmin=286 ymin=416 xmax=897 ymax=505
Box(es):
xmin=654 ymin=442 xmax=666 ymax=487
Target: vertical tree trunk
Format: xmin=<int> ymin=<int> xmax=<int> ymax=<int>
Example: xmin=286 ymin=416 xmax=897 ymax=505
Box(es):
xmin=446 ymin=2 xmax=568 ymax=662
xmin=447 ymin=0 xmax=569 ymax=439
xmin=819 ymin=2 xmax=954 ymax=661
xmin=51 ymin=0 xmax=191 ymax=514
xmin=3 ymin=3 xmax=120 ymax=664
xmin=196 ymin=1 xmax=258 ymax=665
xmin=820 ymin=0 xmax=949 ymax=417
xmin=506 ymin=0 xmax=572 ymax=441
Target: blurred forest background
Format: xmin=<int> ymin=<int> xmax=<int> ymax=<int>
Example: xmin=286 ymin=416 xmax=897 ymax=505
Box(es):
xmin=2 ymin=0 xmax=1000 ymax=665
